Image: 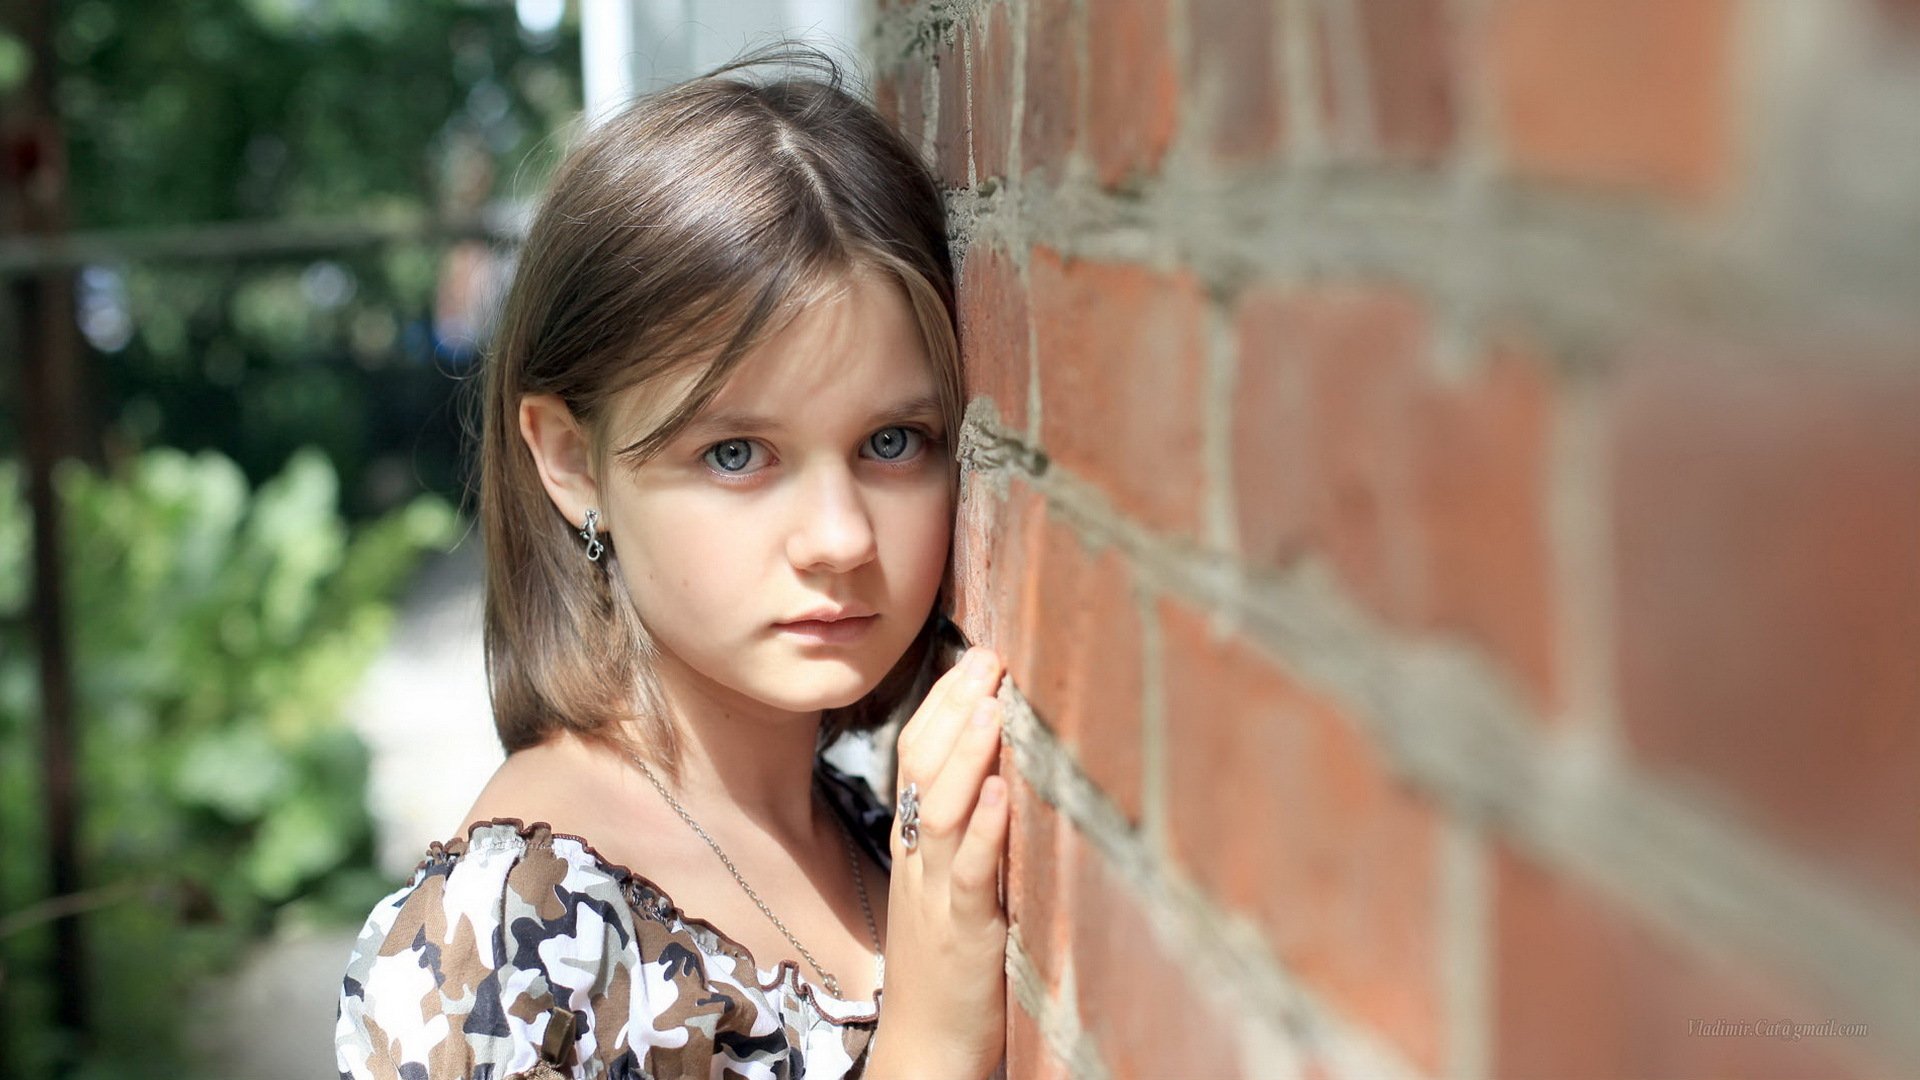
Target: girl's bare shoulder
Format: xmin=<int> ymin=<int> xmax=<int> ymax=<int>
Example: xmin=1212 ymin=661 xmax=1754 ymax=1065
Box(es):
xmin=455 ymin=733 xmax=636 ymax=839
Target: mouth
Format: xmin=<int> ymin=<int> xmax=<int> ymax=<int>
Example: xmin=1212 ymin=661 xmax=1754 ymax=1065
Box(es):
xmin=775 ymin=614 xmax=879 ymax=644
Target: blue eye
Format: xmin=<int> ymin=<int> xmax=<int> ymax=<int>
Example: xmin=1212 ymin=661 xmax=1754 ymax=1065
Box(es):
xmin=703 ymin=438 xmax=762 ymax=475
xmin=702 ymin=424 xmax=940 ymax=478
xmin=865 ymin=425 xmax=927 ymax=462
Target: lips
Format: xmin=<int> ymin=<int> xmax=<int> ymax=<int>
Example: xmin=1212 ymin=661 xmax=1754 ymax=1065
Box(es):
xmin=777 ymin=605 xmax=878 ymax=625
xmin=775 ymin=613 xmax=879 ymax=644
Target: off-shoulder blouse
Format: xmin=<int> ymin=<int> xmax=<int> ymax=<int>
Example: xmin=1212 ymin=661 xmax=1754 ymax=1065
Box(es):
xmin=334 ymin=757 xmax=895 ymax=1079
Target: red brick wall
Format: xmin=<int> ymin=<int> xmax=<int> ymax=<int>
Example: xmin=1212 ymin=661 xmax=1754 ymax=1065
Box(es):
xmin=867 ymin=1 xmax=1920 ymax=1076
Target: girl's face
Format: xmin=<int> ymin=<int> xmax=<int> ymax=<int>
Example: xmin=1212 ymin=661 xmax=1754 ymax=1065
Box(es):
xmin=600 ymin=267 xmax=953 ymax=721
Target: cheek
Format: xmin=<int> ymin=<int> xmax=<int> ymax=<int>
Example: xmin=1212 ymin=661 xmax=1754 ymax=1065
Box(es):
xmin=609 ymin=498 xmax=760 ymax=616
xmin=889 ymin=486 xmax=955 ymax=590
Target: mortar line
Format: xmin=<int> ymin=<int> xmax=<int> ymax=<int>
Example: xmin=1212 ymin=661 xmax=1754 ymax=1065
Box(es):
xmin=962 ymin=415 xmax=1920 ymax=1071
xmin=1440 ymin=815 xmax=1491 ymax=1080
xmin=964 ymin=169 xmax=1920 ymax=367
xmin=1003 ymin=686 xmax=1435 ymax=1080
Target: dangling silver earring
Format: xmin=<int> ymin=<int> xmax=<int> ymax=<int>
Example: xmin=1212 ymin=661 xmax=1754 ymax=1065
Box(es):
xmin=579 ymin=507 xmax=605 ymax=562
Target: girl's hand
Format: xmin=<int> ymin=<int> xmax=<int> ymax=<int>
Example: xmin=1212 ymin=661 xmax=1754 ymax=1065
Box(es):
xmin=869 ymin=645 xmax=1011 ymax=1080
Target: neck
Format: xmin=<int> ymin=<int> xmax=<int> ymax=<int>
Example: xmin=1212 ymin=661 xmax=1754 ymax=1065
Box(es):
xmin=630 ymin=657 xmax=827 ymax=852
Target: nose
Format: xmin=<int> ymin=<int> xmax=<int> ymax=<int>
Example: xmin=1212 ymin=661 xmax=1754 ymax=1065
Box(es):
xmin=786 ymin=462 xmax=879 ymax=573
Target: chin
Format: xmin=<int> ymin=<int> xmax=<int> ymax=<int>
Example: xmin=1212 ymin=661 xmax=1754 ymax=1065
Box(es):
xmin=759 ymin=660 xmax=881 ymax=712
xmin=809 ymin=675 xmax=882 ymax=713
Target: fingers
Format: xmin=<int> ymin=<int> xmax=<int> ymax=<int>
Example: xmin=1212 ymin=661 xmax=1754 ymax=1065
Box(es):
xmin=890 ymin=646 xmax=1011 ymax=897
xmin=949 ymin=773 xmax=1011 ymax=924
xmin=897 ymin=647 xmax=1002 ymax=799
xmin=895 ymin=645 xmax=987 ymax=765
xmin=913 ymin=693 xmax=1003 ymax=871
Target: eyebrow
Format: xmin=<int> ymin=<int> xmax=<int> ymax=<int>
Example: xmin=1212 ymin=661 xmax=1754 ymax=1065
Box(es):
xmin=682 ymin=392 xmax=944 ymax=439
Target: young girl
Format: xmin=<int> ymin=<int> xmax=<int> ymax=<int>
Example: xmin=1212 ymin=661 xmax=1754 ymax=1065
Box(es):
xmin=334 ymin=45 xmax=1014 ymax=1079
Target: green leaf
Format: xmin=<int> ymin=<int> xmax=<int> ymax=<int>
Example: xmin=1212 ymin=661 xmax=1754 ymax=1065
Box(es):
xmin=242 ymin=788 xmax=352 ymax=901
xmin=171 ymin=726 xmax=293 ymax=820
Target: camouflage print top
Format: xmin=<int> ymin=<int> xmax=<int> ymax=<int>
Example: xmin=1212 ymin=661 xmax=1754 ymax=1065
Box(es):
xmin=334 ymin=757 xmax=895 ymax=1079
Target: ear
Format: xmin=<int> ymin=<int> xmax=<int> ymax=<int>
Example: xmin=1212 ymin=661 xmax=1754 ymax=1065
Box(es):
xmin=518 ymin=393 xmax=601 ymax=530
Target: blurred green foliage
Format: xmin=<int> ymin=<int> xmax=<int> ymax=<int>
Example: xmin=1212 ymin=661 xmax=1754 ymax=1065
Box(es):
xmin=0 ymin=3 xmax=575 ymax=1071
xmin=60 ymin=0 xmax=575 ymax=227
xmin=2 ymin=0 xmax=580 ymax=518
xmin=0 ymin=447 xmax=459 ymax=1075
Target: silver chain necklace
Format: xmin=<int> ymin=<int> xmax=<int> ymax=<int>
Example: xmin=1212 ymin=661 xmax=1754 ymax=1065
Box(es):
xmin=625 ymin=752 xmax=884 ymax=999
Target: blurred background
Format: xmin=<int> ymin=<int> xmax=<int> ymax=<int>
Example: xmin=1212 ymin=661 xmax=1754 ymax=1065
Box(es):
xmin=0 ymin=1 xmax=859 ymax=1076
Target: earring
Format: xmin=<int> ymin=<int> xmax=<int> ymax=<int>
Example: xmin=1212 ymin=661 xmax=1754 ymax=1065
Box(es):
xmin=579 ymin=507 xmax=605 ymax=562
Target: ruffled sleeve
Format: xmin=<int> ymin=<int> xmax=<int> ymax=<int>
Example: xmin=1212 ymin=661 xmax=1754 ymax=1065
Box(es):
xmin=334 ymin=824 xmax=645 ymax=1079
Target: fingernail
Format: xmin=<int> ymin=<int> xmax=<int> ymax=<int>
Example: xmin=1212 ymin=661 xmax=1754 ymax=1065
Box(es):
xmin=982 ymin=778 xmax=1003 ymax=805
xmin=971 ymin=649 xmax=998 ymax=683
xmin=971 ymin=700 xmax=994 ymax=727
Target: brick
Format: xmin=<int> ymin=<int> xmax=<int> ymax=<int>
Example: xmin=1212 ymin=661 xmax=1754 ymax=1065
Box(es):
xmin=951 ymin=468 xmax=1002 ymax=643
xmin=1237 ymin=283 xmax=1429 ymax=621
xmin=983 ymin=474 xmax=1047 ymax=682
xmin=934 ymin=30 xmax=970 ymax=188
xmin=1350 ymin=0 xmax=1457 ymax=161
xmin=1231 ymin=286 xmax=1314 ymax=570
xmin=1609 ymin=347 xmax=1920 ymax=908
xmin=1880 ymin=0 xmax=1920 ymax=32
xmin=956 ymin=242 xmax=1030 ymax=433
xmin=1236 ymin=286 xmax=1560 ymax=709
xmin=898 ymin=55 xmax=928 ymax=163
xmin=1008 ymin=767 xmax=1072 ymax=990
xmin=1161 ymin=598 xmax=1444 ymax=1073
xmin=955 ymin=472 xmax=1029 ymax=648
xmin=1494 ymin=843 xmax=1891 ymax=1079
xmin=954 ymin=472 xmax=1042 ymax=669
xmin=1408 ymin=340 xmax=1561 ymax=717
xmin=1489 ymin=0 xmax=1736 ymax=203
xmin=1070 ymin=841 xmax=1242 ymax=1080
xmin=1023 ymin=0 xmax=1080 ymax=182
xmin=1007 ymin=993 xmax=1068 ymax=1080
xmin=1300 ymin=1057 xmax=1336 ymax=1080
xmin=1028 ymin=506 xmax=1146 ymax=826
xmin=1031 ymin=249 xmax=1208 ymax=539
xmin=1300 ymin=286 xmax=1428 ymax=624
xmin=1188 ymin=0 xmax=1284 ymax=164
xmin=969 ymin=4 xmax=1015 ymax=181
xmin=1086 ymin=0 xmax=1180 ymax=188
xmin=1299 ymin=286 xmax=1428 ymax=627
xmin=872 ymin=71 xmax=901 ymax=129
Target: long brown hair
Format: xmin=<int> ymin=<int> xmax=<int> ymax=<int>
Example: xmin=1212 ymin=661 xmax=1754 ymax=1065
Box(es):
xmin=476 ymin=42 xmax=962 ymax=787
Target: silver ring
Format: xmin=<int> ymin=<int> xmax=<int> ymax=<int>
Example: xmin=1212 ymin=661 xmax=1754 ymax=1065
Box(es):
xmin=898 ymin=781 xmax=920 ymax=852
